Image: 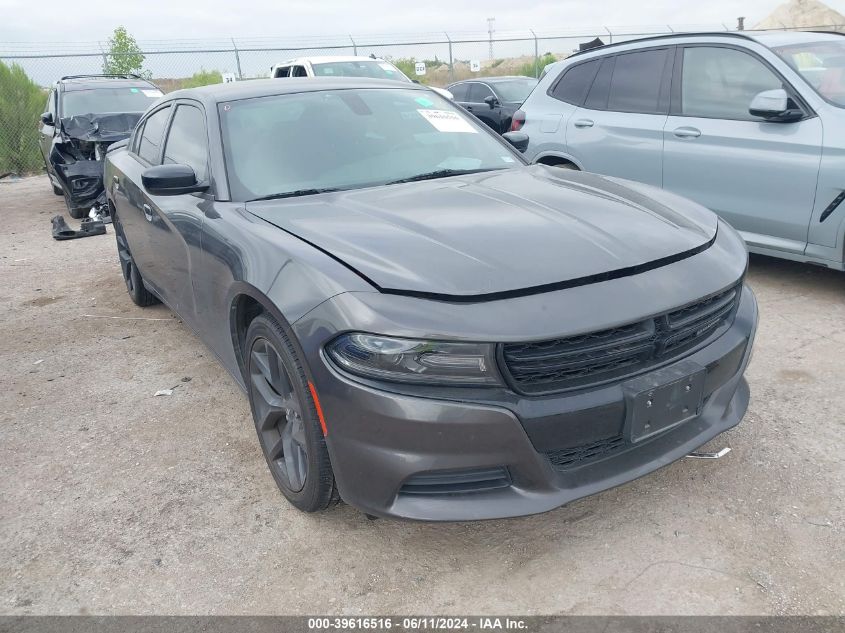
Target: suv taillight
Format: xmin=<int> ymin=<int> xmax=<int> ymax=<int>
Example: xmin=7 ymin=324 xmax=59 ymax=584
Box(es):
xmin=511 ymin=109 xmax=526 ymax=131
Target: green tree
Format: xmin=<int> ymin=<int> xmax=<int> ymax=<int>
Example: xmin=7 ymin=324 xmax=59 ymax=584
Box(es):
xmin=103 ymin=26 xmax=149 ymax=78
xmin=181 ymin=69 xmax=223 ymax=89
xmin=0 ymin=61 xmax=46 ymax=174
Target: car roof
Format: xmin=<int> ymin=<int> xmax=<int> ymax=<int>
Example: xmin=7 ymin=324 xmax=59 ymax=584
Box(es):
xmin=58 ymin=75 xmax=158 ymax=91
xmin=165 ymin=77 xmax=427 ymax=104
xmin=564 ymin=30 xmax=845 ymax=62
xmin=273 ymin=56 xmax=390 ymax=66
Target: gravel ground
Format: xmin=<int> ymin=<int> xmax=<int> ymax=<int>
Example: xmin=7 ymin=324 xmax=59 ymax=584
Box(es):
xmin=1 ymin=175 xmax=843 ymax=616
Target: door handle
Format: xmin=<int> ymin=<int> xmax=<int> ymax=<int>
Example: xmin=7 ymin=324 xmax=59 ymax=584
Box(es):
xmin=673 ymin=126 xmax=701 ymax=139
xmin=142 ymin=204 xmax=153 ymax=222
xmin=573 ymin=119 xmax=594 ymax=128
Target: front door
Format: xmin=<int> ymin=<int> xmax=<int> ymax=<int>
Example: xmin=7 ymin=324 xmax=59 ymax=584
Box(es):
xmin=662 ymin=45 xmax=822 ymax=253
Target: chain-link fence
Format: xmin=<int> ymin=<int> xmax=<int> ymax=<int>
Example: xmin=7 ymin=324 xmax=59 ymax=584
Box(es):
xmin=1 ymin=23 xmax=842 ymax=175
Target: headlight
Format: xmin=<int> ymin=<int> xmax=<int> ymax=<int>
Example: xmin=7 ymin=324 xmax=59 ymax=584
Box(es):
xmin=326 ymin=333 xmax=501 ymax=386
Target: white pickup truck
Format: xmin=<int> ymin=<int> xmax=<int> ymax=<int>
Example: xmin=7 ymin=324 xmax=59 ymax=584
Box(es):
xmin=270 ymin=55 xmax=453 ymax=100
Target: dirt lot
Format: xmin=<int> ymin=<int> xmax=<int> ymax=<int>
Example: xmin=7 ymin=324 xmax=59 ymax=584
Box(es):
xmin=1 ymin=175 xmax=843 ymax=615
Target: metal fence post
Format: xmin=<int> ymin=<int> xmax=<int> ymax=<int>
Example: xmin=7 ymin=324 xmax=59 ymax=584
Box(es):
xmin=444 ymin=32 xmax=453 ymax=83
xmin=604 ymin=26 xmax=613 ymax=44
xmin=349 ymin=35 xmax=357 ymax=56
xmin=530 ymin=30 xmax=538 ymax=78
xmin=231 ymin=38 xmax=243 ymax=79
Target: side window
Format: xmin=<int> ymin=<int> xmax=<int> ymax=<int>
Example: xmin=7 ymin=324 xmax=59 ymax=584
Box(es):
xmin=681 ymin=46 xmax=784 ymax=120
xmin=274 ymin=66 xmax=290 ymax=78
xmin=137 ymin=106 xmax=171 ymax=164
xmin=46 ymin=90 xmax=56 ymax=118
xmin=607 ymin=49 xmax=669 ymax=113
xmin=163 ymin=104 xmax=208 ymax=182
xmin=470 ymin=83 xmax=494 ymax=102
xmin=584 ymin=57 xmax=614 ymax=110
xmin=291 ymin=66 xmax=308 ymax=77
xmin=550 ymin=59 xmax=601 ymax=105
xmin=449 ymin=83 xmax=469 ymax=101
xmin=131 ymin=122 xmax=145 ymax=154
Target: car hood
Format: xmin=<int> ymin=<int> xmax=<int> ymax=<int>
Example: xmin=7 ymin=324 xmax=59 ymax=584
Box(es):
xmin=60 ymin=112 xmax=143 ymax=143
xmin=246 ymin=165 xmax=717 ymax=300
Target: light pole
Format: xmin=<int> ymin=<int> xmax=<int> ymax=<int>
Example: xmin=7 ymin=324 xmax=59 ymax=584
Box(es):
xmin=487 ymin=17 xmax=496 ymax=59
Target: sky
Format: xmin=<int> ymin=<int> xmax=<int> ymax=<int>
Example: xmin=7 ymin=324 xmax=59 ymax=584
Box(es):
xmin=3 ymin=0 xmax=845 ymax=44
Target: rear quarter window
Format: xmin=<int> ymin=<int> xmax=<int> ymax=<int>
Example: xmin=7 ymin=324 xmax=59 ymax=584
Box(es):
xmin=549 ymin=59 xmax=601 ymax=105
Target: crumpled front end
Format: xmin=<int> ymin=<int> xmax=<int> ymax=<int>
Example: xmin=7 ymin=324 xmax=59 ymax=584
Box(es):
xmin=50 ymin=112 xmax=141 ymax=213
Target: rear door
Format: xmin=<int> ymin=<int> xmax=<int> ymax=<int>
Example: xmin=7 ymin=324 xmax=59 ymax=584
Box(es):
xmin=565 ymin=47 xmax=673 ymax=187
xmin=116 ymin=104 xmax=173 ymax=294
xmin=662 ymin=45 xmax=822 ymax=252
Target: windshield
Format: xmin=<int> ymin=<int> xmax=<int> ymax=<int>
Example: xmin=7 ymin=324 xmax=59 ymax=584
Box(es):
xmin=773 ymin=40 xmax=845 ymax=107
xmin=493 ymin=78 xmax=538 ymax=103
xmin=311 ymin=60 xmax=412 ymax=82
xmin=62 ymin=87 xmax=162 ymax=117
xmin=219 ymin=88 xmax=521 ymax=201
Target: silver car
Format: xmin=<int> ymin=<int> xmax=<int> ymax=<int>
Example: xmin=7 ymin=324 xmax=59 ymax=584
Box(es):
xmin=517 ymin=31 xmax=845 ymax=271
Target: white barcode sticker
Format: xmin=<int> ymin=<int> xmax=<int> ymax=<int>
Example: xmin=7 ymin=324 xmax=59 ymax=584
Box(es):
xmin=417 ymin=109 xmax=477 ymax=133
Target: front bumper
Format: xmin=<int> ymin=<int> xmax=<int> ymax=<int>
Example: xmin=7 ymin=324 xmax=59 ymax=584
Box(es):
xmin=314 ymin=285 xmax=757 ymax=521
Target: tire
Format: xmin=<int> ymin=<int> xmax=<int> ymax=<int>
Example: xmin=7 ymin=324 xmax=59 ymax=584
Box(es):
xmin=52 ymin=183 xmax=63 ymax=196
xmin=245 ymin=313 xmax=338 ymax=512
xmin=113 ymin=211 xmax=159 ymax=307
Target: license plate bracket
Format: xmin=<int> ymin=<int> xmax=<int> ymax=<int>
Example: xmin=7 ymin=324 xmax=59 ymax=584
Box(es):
xmin=624 ymin=360 xmax=706 ymax=443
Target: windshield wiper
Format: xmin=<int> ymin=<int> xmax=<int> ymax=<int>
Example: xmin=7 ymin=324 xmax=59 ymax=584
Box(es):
xmin=247 ymin=188 xmax=341 ymax=202
xmin=385 ymin=168 xmax=501 ymax=186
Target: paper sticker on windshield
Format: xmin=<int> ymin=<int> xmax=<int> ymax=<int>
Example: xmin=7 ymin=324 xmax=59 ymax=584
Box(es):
xmin=415 ymin=96 xmax=434 ymax=107
xmin=500 ymin=156 xmax=515 ymax=163
xmin=130 ymin=88 xmax=139 ymax=93
xmin=142 ymin=89 xmax=163 ymax=98
xmin=417 ymin=109 xmax=477 ymax=133
xmin=378 ymin=63 xmax=395 ymax=72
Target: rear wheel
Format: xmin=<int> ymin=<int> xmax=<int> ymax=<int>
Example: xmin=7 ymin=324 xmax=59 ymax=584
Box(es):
xmin=113 ymin=211 xmax=159 ymax=307
xmin=245 ymin=313 xmax=338 ymax=512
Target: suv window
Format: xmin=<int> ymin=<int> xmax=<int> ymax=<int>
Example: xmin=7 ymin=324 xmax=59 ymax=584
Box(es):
xmin=550 ymin=59 xmax=600 ymax=105
xmin=163 ymin=105 xmax=208 ymax=181
xmin=45 ymin=90 xmax=56 ymax=120
xmin=469 ymin=83 xmax=494 ymax=102
xmin=681 ymin=46 xmax=784 ymax=120
xmin=607 ymin=48 xmax=669 ymax=113
xmin=137 ymin=106 xmax=171 ymax=164
xmin=584 ymin=57 xmax=614 ymax=110
xmin=274 ymin=66 xmax=290 ymax=78
xmin=449 ymin=83 xmax=469 ymax=101
xmin=291 ymin=65 xmax=308 ymax=77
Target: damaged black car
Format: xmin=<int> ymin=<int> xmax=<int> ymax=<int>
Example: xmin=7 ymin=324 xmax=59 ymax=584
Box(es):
xmin=39 ymin=74 xmax=162 ymax=219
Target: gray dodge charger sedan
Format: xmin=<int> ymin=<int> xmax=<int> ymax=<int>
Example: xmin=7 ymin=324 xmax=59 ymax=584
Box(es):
xmin=104 ymin=78 xmax=757 ymax=521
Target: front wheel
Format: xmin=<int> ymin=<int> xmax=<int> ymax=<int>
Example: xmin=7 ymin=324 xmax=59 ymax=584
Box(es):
xmin=245 ymin=313 xmax=338 ymax=512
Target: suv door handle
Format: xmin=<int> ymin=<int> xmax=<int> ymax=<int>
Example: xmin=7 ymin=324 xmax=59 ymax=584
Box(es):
xmin=573 ymin=119 xmax=594 ymax=128
xmin=673 ymin=126 xmax=701 ymax=138
xmin=142 ymin=204 xmax=153 ymax=222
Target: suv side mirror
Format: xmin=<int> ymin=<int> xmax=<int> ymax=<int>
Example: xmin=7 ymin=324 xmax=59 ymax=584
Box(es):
xmin=502 ymin=131 xmax=529 ymax=153
xmin=749 ymin=89 xmax=803 ymax=122
xmin=484 ymin=95 xmax=498 ymax=109
xmin=142 ymin=164 xmax=209 ymax=196
xmin=40 ymin=111 xmax=54 ymax=126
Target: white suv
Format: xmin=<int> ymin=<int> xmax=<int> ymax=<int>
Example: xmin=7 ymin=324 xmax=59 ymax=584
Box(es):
xmin=270 ymin=56 xmax=453 ymax=100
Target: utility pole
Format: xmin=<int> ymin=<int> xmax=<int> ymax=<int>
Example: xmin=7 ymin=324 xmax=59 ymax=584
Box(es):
xmin=487 ymin=17 xmax=496 ymax=59
xmin=737 ymin=16 xmax=745 ymax=31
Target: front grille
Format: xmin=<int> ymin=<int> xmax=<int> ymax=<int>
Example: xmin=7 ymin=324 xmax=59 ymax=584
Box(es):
xmin=502 ymin=285 xmax=740 ymax=394
xmin=545 ymin=436 xmax=626 ymax=471
xmin=399 ymin=467 xmax=511 ymax=496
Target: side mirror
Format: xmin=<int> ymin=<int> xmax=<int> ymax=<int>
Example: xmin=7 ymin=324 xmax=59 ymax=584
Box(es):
xmin=484 ymin=95 xmax=498 ymax=109
xmin=749 ymin=89 xmax=802 ymax=122
xmin=40 ymin=111 xmax=54 ymax=126
xmin=502 ymin=131 xmax=529 ymax=153
xmin=141 ymin=164 xmax=209 ymax=196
